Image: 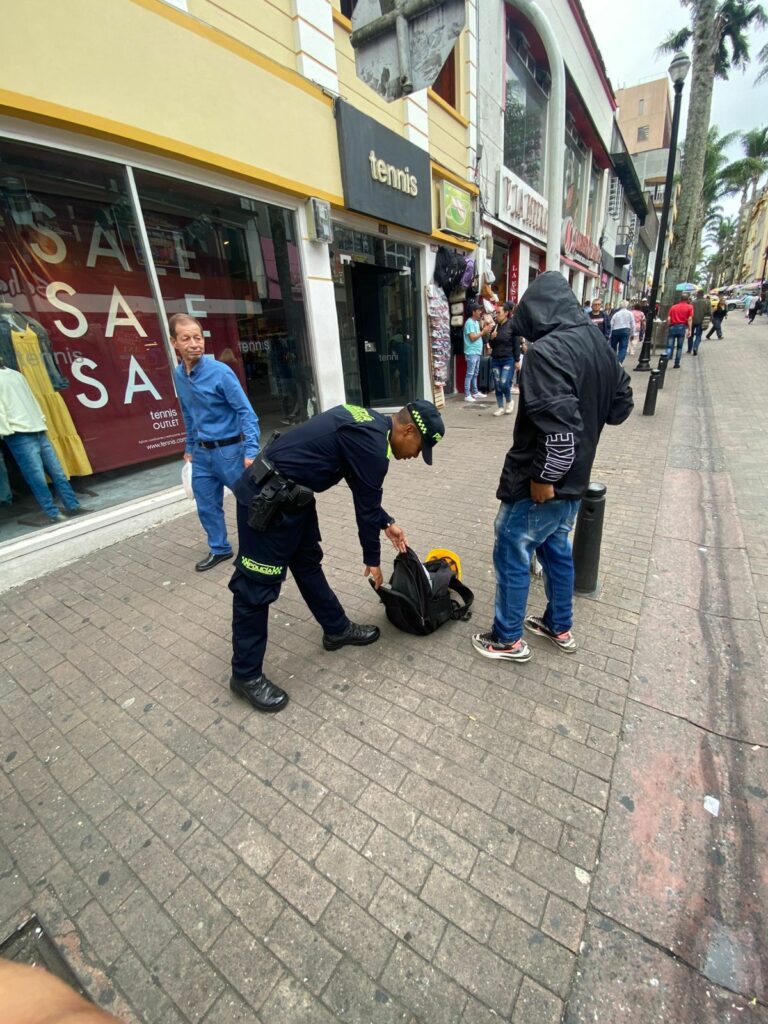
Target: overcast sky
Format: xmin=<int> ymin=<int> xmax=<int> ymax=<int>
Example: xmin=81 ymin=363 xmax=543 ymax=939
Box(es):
xmin=581 ymin=0 xmax=768 ymax=220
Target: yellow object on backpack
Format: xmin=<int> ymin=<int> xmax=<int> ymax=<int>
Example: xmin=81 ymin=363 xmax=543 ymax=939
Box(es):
xmin=426 ymin=548 xmax=462 ymax=580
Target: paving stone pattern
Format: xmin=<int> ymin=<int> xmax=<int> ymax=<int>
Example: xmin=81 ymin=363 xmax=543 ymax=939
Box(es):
xmin=1 ymin=324 xmax=754 ymax=1023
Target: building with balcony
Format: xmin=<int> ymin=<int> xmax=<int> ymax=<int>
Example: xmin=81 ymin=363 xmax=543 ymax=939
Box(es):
xmin=476 ymin=0 xmax=617 ymax=306
xmin=616 ymin=77 xmax=679 ymax=295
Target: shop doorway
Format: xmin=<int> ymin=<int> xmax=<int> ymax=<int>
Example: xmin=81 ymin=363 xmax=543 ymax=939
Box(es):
xmin=331 ymin=227 xmax=421 ymax=408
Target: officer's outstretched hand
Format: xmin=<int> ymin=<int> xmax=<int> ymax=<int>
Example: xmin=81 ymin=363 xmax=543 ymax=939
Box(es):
xmin=365 ymin=566 xmax=384 ymax=590
xmin=385 ymin=524 xmax=408 ymax=552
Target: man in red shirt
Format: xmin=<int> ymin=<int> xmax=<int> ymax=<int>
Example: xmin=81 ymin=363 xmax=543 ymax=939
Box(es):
xmin=666 ymin=295 xmax=694 ymax=368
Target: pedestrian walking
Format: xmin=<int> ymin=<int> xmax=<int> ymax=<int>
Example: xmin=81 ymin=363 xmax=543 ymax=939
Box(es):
xmin=463 ymin=302 xmax=492 ymax=402
xmin=748 ymin=294 xmax=763 ymax=323
xmin=688 ymin=289 xmax=711 ymax=354
xmin=471 ymin=272 xmax=633 ymax=664
xmin=665 ymin=295 xmax=694 ymax=368
xmin=172 ymin=314 xmax=261 ymax=572
xmin=587 ymin=298 xmax=611 ymax=340
xmin=487 ymin=301 xmax=521 ymax=417
xmin=630 ymin=302 xmax=646 ymax=357
xmin=608 ymin=300 xmax=635 ymax=364
xmin=228 ymin=400 xmax=445 ymax=711
xmin=706 ymin=299 xmax=728 ymax=339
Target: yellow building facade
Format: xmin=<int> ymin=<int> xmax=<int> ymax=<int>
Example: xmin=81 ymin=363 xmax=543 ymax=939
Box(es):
xmin=0 ymin=0 xmax=477 ymax=546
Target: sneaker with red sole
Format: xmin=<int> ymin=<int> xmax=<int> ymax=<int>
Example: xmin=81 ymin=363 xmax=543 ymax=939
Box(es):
xmin=471 ymin=631 xmax=532 ymax=662
xmin=524 ymin=616 xmax=577 ymax=652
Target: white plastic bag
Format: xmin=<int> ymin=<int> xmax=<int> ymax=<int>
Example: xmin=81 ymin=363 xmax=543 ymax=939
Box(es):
xmin=181 ymin=459 xmax=194 ymax=500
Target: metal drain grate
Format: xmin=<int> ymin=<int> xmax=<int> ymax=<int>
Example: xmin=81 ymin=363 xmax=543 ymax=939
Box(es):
xmin=0 ymin=916 xmax=90 ymax=998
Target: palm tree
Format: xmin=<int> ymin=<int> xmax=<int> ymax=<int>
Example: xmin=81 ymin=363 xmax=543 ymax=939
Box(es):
xmin=697 ymin=125 xmax=739 ymax=242
xmin=658 ymin=0 xmax=768 ymax=307
xmin=718 ymin=128 xmax=768 ymax=281
xmin=702 ymin=214 xmax=738 ymax=286
xmin=728 ymin=127 xmax=768 ymax=277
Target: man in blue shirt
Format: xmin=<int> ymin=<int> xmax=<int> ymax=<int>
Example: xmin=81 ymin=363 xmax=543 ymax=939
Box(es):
xmin=172 ymin=314 xmax=261 ymax=571
xmin=228 ymin=400 xmax=445 ymax=713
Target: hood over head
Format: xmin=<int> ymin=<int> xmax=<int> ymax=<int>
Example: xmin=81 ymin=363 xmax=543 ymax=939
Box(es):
xmin=510 ymin=271 xmax=589 ymax=341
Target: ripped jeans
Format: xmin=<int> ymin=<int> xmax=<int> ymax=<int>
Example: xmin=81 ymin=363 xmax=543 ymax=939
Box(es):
xmin=492 ymin=497 xmax=581 ymax=643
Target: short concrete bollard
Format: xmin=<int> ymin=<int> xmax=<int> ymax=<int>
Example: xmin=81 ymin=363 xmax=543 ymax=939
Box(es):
xmin=642 ymin=369 xmax=660 ymax=416
xmin=657 ymin=353 xmax=669 ymax=390
xmin=573 ymin=482 xmax=607 ymax=596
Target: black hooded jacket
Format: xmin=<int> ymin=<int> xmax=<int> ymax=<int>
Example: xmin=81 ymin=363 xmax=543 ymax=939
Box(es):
xmin=498 ymin=272 xmax=633 ymax=503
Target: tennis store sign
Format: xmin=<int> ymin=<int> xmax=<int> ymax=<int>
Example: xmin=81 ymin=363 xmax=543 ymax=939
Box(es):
xmin=336 ymin=99 xmax=432 ymax=233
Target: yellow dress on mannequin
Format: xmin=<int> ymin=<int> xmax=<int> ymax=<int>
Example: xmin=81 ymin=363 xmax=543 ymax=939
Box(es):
xmin=10 ymin=328 xmax=92 ymax=477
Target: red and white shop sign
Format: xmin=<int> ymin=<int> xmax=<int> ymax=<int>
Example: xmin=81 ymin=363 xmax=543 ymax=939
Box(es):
xmin=561 ymin=217 xmax=601 ymax=266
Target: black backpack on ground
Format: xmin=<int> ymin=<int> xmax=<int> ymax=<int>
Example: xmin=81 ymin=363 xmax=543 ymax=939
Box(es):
xmin=372 ymin=547 xmax=474 ymax=636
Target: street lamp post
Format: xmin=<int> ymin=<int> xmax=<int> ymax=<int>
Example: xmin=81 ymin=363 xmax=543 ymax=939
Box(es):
xmin=635 ymin=51 xmax=691 ymax=371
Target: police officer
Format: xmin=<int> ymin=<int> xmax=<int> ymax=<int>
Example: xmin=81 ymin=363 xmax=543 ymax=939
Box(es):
xmin=228 ymin=400 xmax=446 ymax=712
xmin=171 ymin=315 xmax=261 ymax=572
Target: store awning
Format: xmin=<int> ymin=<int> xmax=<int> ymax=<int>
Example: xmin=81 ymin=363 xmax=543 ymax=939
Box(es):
xmin=561 ymin=256 xmax=598 ymax=278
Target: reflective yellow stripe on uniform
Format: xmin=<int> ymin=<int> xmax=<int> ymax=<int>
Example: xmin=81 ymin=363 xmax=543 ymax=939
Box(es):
xmin=238 ymin=556 xmax=283 ymax=576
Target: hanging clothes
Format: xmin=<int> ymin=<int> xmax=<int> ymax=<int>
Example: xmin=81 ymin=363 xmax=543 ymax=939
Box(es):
xmin=10 ymin=327 xmax=91 ymax=477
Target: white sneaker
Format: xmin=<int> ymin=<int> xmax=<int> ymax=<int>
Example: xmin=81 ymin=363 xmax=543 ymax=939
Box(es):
xmin=505 ymin=403 xmax=514 ymax=414
xmin=475 ymin=392 xmax=487 ymax=399
xmin=464 ymin=395 xmax=476 ymax=402
xmin=493 ymin=407 xmax=505 ymax=417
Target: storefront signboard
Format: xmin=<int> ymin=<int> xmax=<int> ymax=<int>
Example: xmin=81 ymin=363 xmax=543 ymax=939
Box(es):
xmin=497 ymin=168 xmax=548 ymax=245
xmin=336 ymin=100 xmax=432 ymax=234
xmin=437 ymin=180 xmax=473 ymax=238
xmin=561 ymin=217 xmax=601 ymax=267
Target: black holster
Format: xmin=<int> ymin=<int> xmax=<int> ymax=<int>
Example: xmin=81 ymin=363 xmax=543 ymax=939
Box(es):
xmin=247 ymin=455 xmax=314 ymax=532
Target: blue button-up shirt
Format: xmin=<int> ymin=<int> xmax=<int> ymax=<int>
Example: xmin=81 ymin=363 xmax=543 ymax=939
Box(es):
xmin=175 ymin=357 xmax=260 ymax=458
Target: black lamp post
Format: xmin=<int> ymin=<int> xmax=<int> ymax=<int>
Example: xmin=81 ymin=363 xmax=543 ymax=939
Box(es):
xmin=635 ymin=51 xmax=691 ymax=371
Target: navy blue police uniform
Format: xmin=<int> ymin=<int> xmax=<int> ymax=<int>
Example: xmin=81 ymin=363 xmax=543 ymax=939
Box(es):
xmin=229 ymin=404 xmax=396 ymax=691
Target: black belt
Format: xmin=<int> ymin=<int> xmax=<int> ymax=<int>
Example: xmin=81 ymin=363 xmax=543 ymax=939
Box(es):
xmin=197 ymin=434 xmax=242 ymax=449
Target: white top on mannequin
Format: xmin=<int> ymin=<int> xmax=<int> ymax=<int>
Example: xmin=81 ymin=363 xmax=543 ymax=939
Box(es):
xmin=0 ymin=365 xmax=47 ymax=437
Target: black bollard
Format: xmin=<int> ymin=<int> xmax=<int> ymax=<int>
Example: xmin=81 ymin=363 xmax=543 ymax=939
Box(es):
xmin=657 ymin=353 xmax=669 ymax=390
xmin=642 ymin=369 xmax=660 ymax=416
xmin=573 ymin=482 xmax=607 ymax=596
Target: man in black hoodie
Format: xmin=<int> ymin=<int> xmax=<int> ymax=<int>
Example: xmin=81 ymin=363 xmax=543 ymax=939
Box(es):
xmin=472 ymin=272 xmax=633 ymax=663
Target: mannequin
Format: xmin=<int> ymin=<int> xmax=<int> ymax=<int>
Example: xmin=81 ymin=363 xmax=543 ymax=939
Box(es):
xmin=0 ymin=358 xmax=86 ymax=526
xmin=0 ymin=303 xmax=92 ymax=478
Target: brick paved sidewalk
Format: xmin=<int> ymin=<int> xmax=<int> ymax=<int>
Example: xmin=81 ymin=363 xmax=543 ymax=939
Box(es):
xmin=0 ymin=321 xmax=760 ymax=1023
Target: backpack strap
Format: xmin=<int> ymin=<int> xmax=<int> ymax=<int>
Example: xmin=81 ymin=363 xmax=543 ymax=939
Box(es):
xmin=448 ymin=576 xmax=474 ymax=621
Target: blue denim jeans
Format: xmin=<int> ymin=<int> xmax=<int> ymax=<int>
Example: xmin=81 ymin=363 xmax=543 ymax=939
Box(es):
xmin=690 ymin=323 xmax=703 ymax=352
xmin=191 ymin=441 xmax=246 ymax=554
xmin=610 ymin=329 xmax=630 ymax=364
xmin=493 ymin=497 xmax=581 ymax=643
xmin=491 ymin=358 xmax=514 ymax=407
xmin=0 ymin=448 xmax=11 ymax=505
xmin=3 ymin=431 xmax=80 ymax=519
xmin=464 ymin=354 xmax=481 ymax=397
xmin=666 ymin=324 xmax=686 ymax=365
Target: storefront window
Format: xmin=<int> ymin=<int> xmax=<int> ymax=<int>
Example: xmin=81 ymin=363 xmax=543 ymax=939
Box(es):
xmin=503 ymin=45 xmax=547 ymax=195
xmin=133 ymin=171 xmax=316 ymax=432
xmin=0 ymin=138 xmax=314 ymax=546
xmin=0 ymin=139 xmax=181 ymax=543
xmin=586 ymin=163 xmax=601 ymax=238
xmin=563 ymin=130 xmax=587 ymax=224
xmin=329 ymin=226 xmax=421 ymax=408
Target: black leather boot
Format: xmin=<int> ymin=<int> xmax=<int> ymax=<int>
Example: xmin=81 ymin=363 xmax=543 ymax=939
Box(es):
xmin=230 ymin=674 xmax=289 ymax=712
xmin=322 ymin=622 xmax=380 ymax=651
